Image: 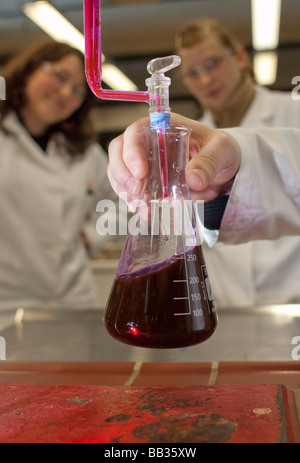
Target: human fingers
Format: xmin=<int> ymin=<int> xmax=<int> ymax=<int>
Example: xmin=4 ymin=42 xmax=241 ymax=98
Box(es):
xmin=107 ymin=123 xmax=148 ymax=200
xmin=170 ymin=114 xmax=240 ymax=199
xmin=122 ymin=118 xmax=150 ymax=180
xmin=186 ymin=130 xmax=241 ymax=201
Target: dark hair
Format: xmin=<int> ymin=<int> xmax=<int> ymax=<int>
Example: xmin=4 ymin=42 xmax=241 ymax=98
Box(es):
xmin=0 ymin=40 xmax=97 ymax=156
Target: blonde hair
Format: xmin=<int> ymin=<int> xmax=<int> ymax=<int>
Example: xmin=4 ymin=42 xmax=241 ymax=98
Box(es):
xmin=175 ymin=18 xmax=254 ymax=80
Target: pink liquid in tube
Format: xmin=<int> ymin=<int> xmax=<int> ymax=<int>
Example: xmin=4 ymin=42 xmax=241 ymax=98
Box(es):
xmin=84 ymin=0 xmax=149 ymax=103
xmin=153 ymin=95 xmax=167 ymax=197
xmin=84 ymin=1 xmax=176 ymax=197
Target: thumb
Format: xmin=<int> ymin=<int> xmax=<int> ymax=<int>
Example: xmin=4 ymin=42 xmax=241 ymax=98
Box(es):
xmin=186 ymin=131 xmax=241 ymax=192
xmin=187 ymin=152 xmax=219 ymax=191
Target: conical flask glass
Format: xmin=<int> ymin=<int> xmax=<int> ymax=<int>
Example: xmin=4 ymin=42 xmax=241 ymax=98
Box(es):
xmin=104 ymin=125 xmax=218 ymax=348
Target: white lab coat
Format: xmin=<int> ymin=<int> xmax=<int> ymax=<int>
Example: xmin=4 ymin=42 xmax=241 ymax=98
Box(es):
xmin=217 ymin=126 xmax=300 ymax=242
xmin=0 ymin=112 xmax=117 ymax=310
xmin=200 ymin=86 xmax=300 ymax=308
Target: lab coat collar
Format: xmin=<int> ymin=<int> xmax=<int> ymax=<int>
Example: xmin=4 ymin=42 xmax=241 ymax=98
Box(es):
xmin=200 ymin=85 xmax=277 ymax=128
xmin=2 ymin=111 xmax=71 ymax=169
xmin=2 ymin=111 xmax=52 ymax=149
xmin=247 ymin=85 xmax=277 ymax=125
xmin=2 ymin=111 xmax=36 ymax=135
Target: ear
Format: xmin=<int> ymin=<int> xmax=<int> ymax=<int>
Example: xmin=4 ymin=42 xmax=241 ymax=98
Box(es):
xmin=234 ymin=46 xmax=250 ymax=72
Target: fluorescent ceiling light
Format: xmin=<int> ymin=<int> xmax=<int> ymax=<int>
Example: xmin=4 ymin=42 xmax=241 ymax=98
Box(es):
xmin=22 ymin=1 xmax=137 ymax=91
xmin=251 ymin=0 xmax=281 ymax=50
xmin=22 ymin=1 xmax=85 ymax=53
xmin=102 ymin=64 xmax=138 ymax=92
xmin=253 ymin=51 xmax=278 ymax=85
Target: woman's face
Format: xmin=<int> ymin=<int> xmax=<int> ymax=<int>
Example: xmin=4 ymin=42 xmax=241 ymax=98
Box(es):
xmin=180 ymin=36 xmax=248 ymax=111
xmin=22 ymin=53 xmax=87 ymax=133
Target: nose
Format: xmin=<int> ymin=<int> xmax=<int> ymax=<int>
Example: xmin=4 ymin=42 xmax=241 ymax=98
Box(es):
xmin=58 ymin=83 xmax=74 ymax=99
xmin=196 ymin=69 xmax=214 ymax=86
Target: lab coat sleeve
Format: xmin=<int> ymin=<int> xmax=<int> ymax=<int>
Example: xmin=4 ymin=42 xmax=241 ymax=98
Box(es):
xmin=213 ymin=127 xmax=300 ymax=244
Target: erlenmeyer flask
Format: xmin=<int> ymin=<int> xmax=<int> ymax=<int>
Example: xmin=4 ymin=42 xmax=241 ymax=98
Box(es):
xmin=104 ymin=125 xmax=217 ymax=348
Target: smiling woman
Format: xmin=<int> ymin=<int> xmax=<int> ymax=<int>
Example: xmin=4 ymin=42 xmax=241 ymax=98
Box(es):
xmin=21 ymin=54 xmax=88 ymax=139
xmin=42 ymin=61 xmax=87 ymax=101
xmin=0 ymin=40 xmax=119 ymax=311
xmin=1 ymin=41 xmax=96 ymax=155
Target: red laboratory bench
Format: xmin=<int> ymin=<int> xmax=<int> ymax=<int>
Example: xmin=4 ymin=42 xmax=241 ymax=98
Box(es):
xmin=0 ymin=361 xmax=299 ymax=443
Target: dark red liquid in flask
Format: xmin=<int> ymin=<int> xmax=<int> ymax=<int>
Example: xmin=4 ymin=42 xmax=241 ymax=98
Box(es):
xmin=105 ymin=245 xmax=217 ymax=349
xmin=105 ymin=124 xmax=217 ymax=348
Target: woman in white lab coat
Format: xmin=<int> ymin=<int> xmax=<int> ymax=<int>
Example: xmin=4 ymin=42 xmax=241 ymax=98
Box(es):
xmin=174 ymin=19 xmax=300 ymax=308
xmin=0 ymin=41 xmax=117 ymax=310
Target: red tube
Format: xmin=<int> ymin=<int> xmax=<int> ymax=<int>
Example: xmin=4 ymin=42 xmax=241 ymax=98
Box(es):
xmin=84 ymin=0 xmax=149 ymax=103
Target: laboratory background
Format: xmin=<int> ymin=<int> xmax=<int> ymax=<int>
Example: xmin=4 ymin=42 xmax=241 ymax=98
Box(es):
xmin=0 ymin=0 xmax=300 ymax=444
